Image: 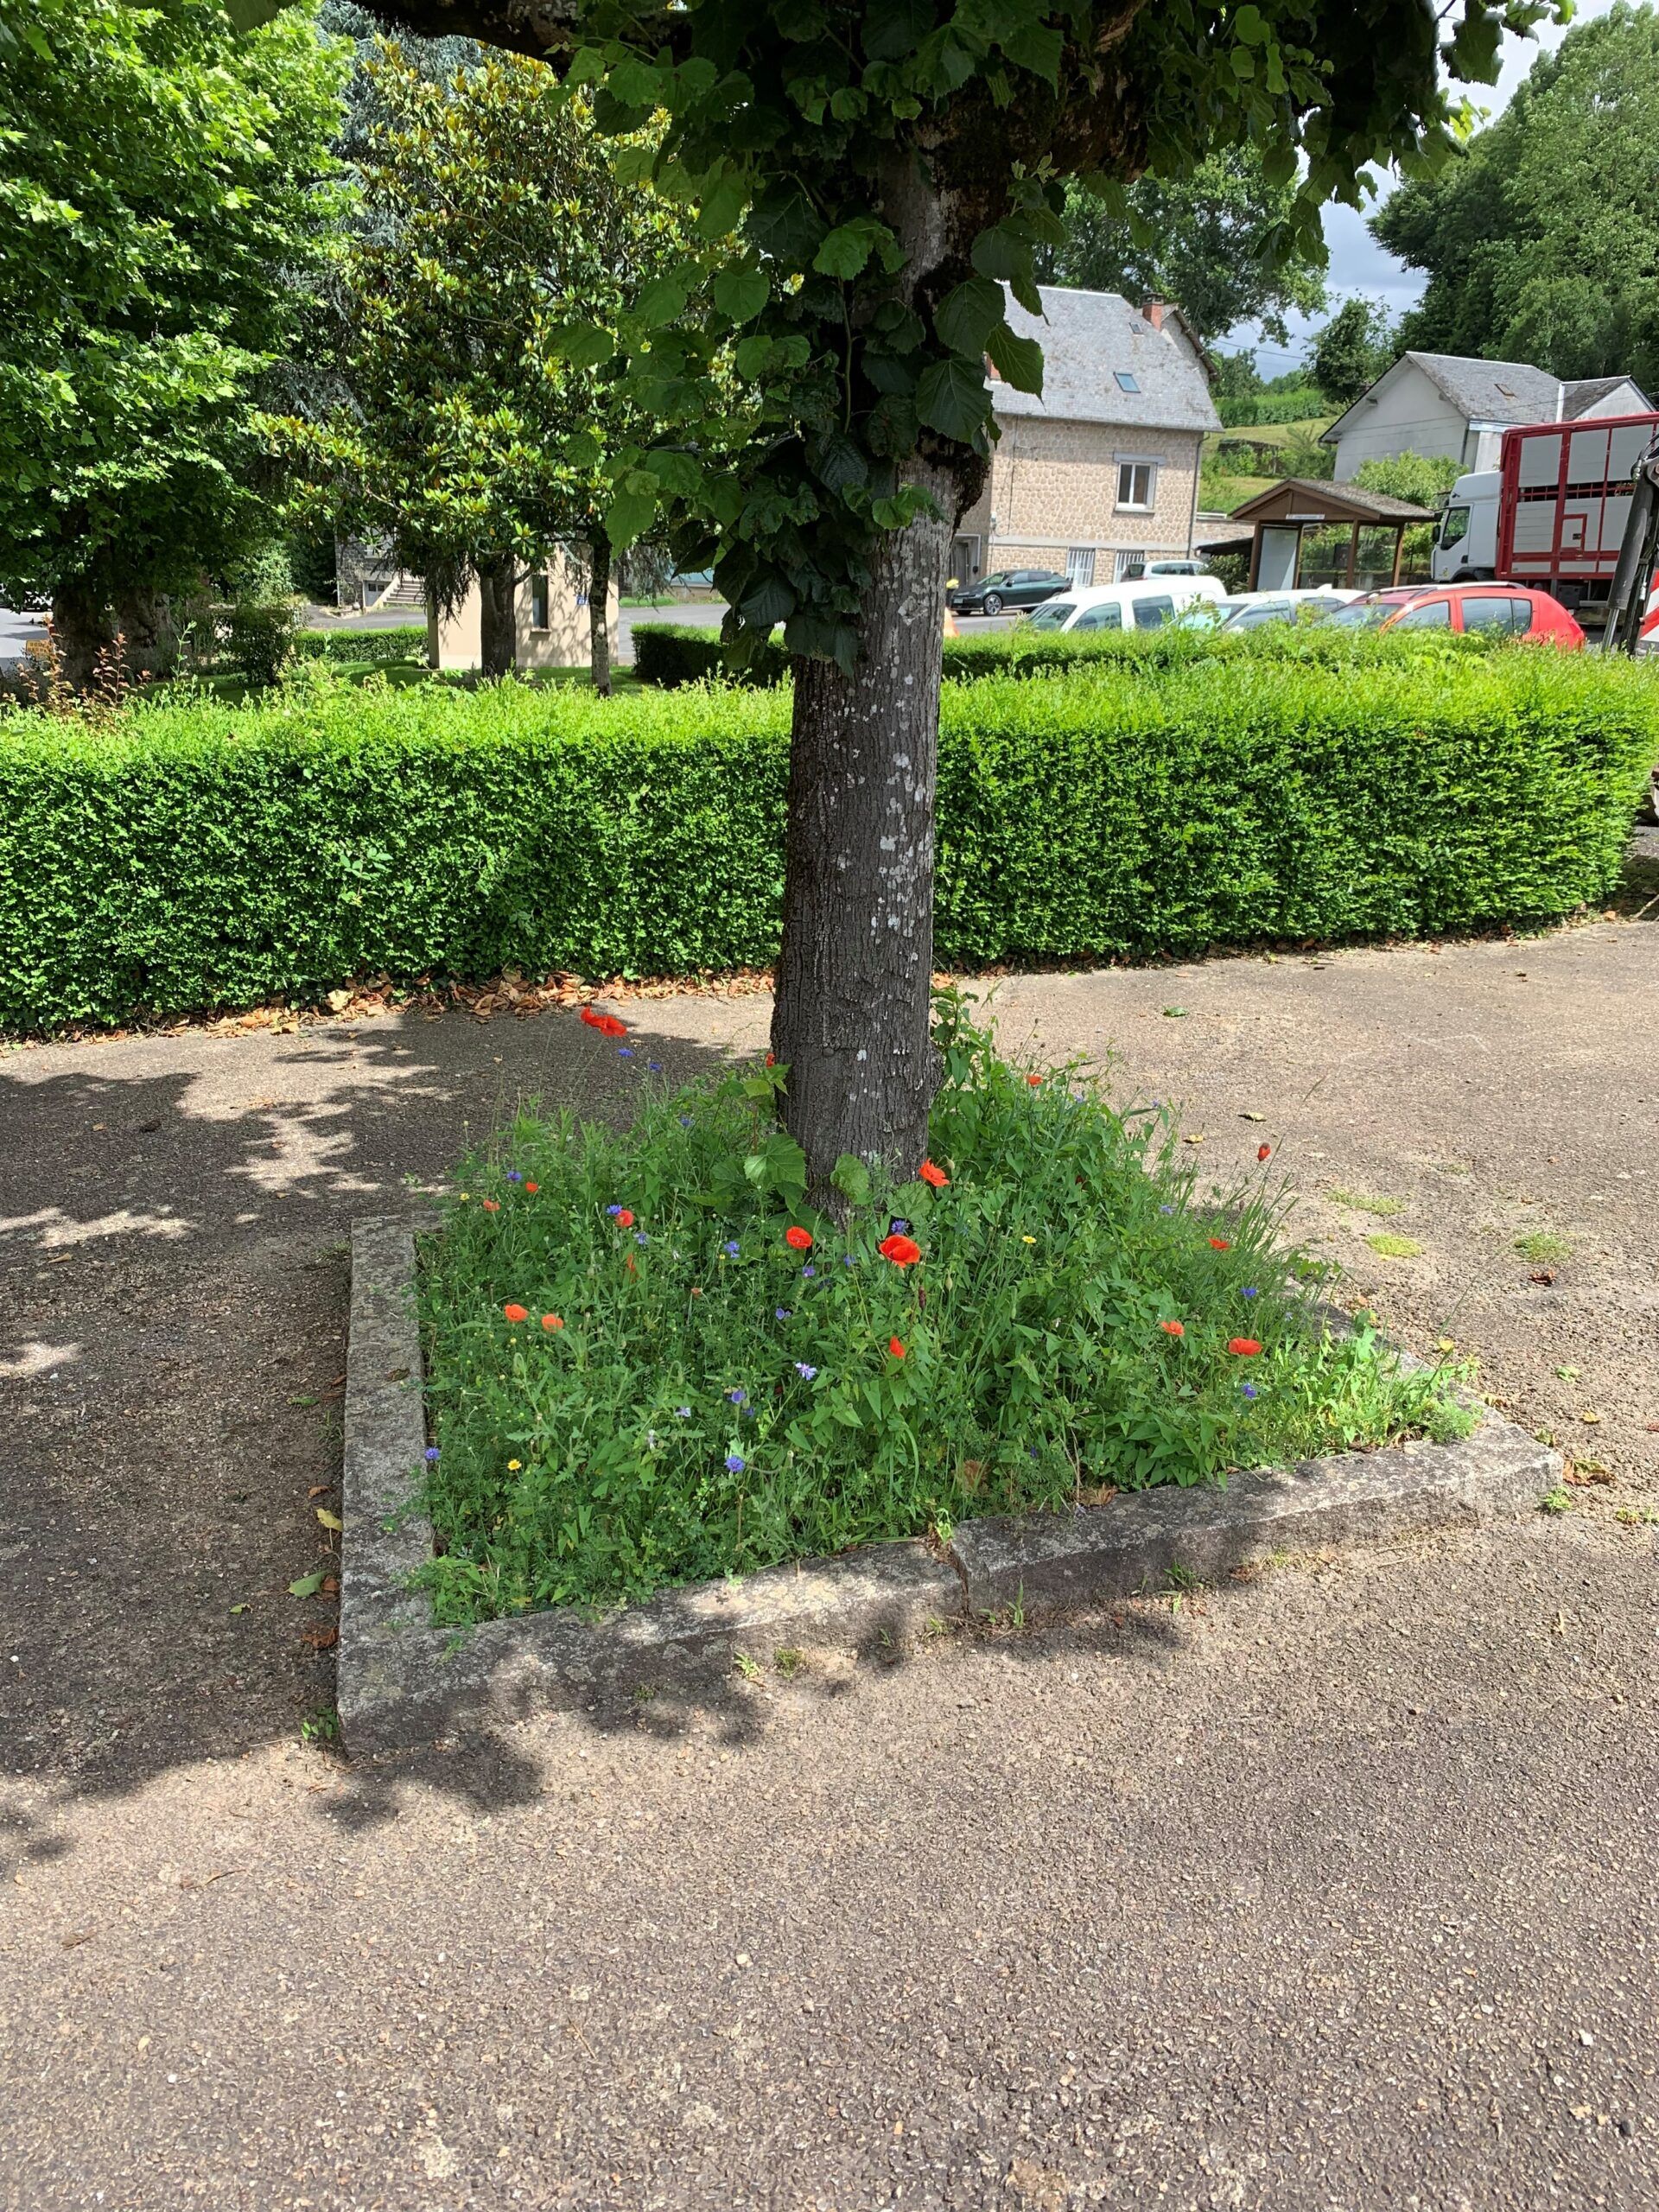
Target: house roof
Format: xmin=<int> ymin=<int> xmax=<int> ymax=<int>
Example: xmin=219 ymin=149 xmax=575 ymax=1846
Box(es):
xmin=1561 ymin=374 xmax=1650 ymax=417
xmin=991 ymin=286 xmax=1222 ymax=435
xmin=1227 ymin=479 xmax=1437 ymax=526
xmin=1322 ymin=353 xmax=1653 ymax=444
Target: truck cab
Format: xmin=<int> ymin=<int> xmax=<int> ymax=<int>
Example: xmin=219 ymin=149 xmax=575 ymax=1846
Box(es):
xmin=1430 ymin=469 xmax=1499 ymax=583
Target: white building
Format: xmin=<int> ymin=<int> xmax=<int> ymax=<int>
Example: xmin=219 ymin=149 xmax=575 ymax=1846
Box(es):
xmin=1321 ymin=353 xmax=1649 ymax=482
xmin=429 ymin=547 xmax=619 ymax=672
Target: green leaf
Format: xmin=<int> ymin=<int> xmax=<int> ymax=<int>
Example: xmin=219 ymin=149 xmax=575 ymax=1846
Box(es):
xmin=830 ymin=1153 xmax=872 ymax=1207
xmin=813 ymin=221 xmax=880 ymax=279
xmin=999 ymin=20 xmax=1064 ymax=84
xmin=647 ymin=449 xmax=703 ymax=498
xmin=713 ymin=266 xmax=769 ymax=323
xmin=288 ymin=1570 xmax=327 ymax=1599
xmin=934 ymin=276 xmax=1003 ymax=357
xmin=970 ymin=222 xmax=1032 ymax=285
xmin=605 ymin=486 xmax=658 ymax=547
xmin=738 ymin=574 xmax=797 ymax=628
xmin=862 ymin=0 xmax=933 ymax=62
xmin=812 ymin=432 xmax=869 ymax=493
xmin=696 ymin=171 xmax=748 ymax=238
xmin=220 ymin=0 xmax=294 ymax=29
xmin=734 ymin=334 xmax=775 ymax=381
xmin=635 ymin=277 xmax=689 ymax=330
xmin=550 ymin=322 xmax=615 ymax=370
xmin=916 ymin=353 xmax=992 ymax=442
xmin=984 ymin=321 xmax=1044 ymax=394
xmin=1233 ymin=4 xmax=1269 ymax=44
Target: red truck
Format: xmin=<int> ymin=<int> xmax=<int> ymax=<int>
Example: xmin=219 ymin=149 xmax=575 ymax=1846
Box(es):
xmin=1431 ymin=410 xmax=1659 ymax=630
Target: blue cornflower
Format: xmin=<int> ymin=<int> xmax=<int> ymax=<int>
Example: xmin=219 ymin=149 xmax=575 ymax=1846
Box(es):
xmin=423 ymin=1446 xmax=441 ymax=1463
xmin=1241 ymin=1383 xmax=1258 ymax=1401
xmin=801 ymin=1264 xmax=816 ymax=1279
xmin=648 ymin=1060 xmax=664 ymax=1071
xmin=1159 ymin=1205 xmax=1174 ymax=1216
xmin=726 ymin=1387 xmax=748 ymax=1406
xmin=635 ymin=1231 xmax=649 ymax=1247
xmin=607 ymin=1204 xmax=623 ymax=1217
xmin=618 ymin=1046 xmax=633 ymax=1058
xmin=775 ymin=1306 xmax=791 ymax=1321
xmin=795 ymin=1362 xmax=817 ymax=1380
xmin=724 ymin=1453 xmax=746 ymax=1474
xmin=505 ymin=1169 xmax=523 ymax=1183
xmin=723 ymin=1239 xmax=741 ymax=1257
xmin=842 ymin=1254 xmax=855 ymax=1268
xmin=677 ymin=1115 xmax=694 ymax=1127
xmin=674 ymin=1406 xmax=691 ymax=1419
xmin=1241 ymin=1285 xmax=1259 ymax=1300
xmin=889 ymin=1217 xmax=910 ymax=1236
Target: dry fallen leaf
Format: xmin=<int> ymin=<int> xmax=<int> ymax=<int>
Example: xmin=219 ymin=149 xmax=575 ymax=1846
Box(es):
xmin=315 ymin=1507 xmax=343 ymax=1532
xmin=1239 ymin=1111 xmax=1267 ymax=1122
xmin=302 ymin=1624 xmax=339 ymax=1652
xmin=307 ymin=1484 xmax=329 ymax=1500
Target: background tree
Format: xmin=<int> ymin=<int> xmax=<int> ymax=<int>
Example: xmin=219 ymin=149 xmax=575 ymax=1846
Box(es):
xmin=1311 ymin=296 xmax=1396 ymax=409
xmin=1039 ymin=147 xmax=1327 ymax=341
xmin=276 ymin=43 xmax=702 ymax=687
xmin=240 ymin=0 xmax=1564 ymax=1198
xmin=0 ymin=0 xmax=345 ymax=685
xmin=1374 ymin=4 xmax=1659 ymax=390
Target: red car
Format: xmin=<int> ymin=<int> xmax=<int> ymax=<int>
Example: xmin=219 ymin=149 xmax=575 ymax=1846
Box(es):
xmin=1324 ymin=584 xmax=1585 ymax=646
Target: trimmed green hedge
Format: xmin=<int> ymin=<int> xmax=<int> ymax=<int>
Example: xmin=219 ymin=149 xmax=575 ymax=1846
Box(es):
xmin=291 ymin=625 xmax=429 ymax=666
xmin=2 ymin=650 xmax=1655 ymax=1032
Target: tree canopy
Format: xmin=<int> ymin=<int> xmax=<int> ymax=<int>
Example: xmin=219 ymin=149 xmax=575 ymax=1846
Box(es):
xmin=1311 ymin=295 xmax=1395 ymax=409
xmin=1039 ymin=148 xmax=1327 ymax=342
xmin=0 ymin=0 xmax=346 ymax=679
xmin=1374 ymin=1 xmax=1659 ymax=391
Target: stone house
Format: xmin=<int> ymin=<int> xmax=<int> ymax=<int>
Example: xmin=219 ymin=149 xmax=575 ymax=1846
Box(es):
xmin=951 ymin=287 xmax=1221 ymax=588
xmin=1320 ymin=353 xmax=1651 ymax=482
xmin=429 ymin=544 xmax=619 ymax=672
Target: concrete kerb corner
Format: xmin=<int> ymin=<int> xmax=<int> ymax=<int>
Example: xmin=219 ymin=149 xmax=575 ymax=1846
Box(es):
xmin=340 ymin=1214 xmax=1564 ymax=1754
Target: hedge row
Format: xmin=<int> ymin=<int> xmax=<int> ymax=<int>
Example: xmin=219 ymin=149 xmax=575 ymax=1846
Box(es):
xmin=630 ymin=617 xmax=1508 ymax=689
xmin=2 ymin=651 xmax=1654 ymax=1032
xmin=291 ymin=625 xmax=429 ymax=666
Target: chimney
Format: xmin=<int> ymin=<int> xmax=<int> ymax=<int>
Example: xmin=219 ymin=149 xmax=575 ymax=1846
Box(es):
xmin=1140 ymin=301 xmax=1166 ymax=331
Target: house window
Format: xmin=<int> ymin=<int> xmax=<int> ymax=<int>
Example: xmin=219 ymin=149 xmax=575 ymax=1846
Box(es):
xmin=1115 ymin=550 xmax=1146 ymax=582
xmin=1116 ymin=460 xmax=1156 ymax=511
xmin=1065 ymin=546 xmax=1096 ymax=588
xmin=530 ymin=572 xmax=550 ymax=631
xmin=1115 ymin=372 xmax=1141 ymax=393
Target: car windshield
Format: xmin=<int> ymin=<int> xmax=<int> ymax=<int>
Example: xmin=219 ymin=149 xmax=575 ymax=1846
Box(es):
xmin=1024 ymin=601 xmax=1075 ymax=629
xmin=979 ymin=574 xmax=1012 ymax=589
xmin=1224 ymin=600 xmax=1292 ymax=628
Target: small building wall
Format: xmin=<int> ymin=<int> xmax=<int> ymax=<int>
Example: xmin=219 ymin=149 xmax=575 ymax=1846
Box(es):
xmin=1328 ymin=367 xmax=1473 ymax=480
xmin=953 ymin=417 xmax=1204 ymax=582
xmin=427 ymin=548 xmax=621 ymax=672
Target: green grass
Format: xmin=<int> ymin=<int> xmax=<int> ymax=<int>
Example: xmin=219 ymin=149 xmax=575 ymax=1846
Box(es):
xmin=414 ymin=1001 xmax=1471 ymax=1621
xmin=1514 ymin=1230 xmax=1572 ymax=1263
xmin=1364 ymin=1232 xmax=1426 ymax=1257
xmin=1331 ymin=1189 xmax=1405 ymax=1217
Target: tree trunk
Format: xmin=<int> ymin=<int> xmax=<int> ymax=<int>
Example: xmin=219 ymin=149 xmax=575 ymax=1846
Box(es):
xmin=114 ymin=588 xmax=178 ymax=681
xmin=51 ymin=579 xmax=116 ymax=694
xmin=588 ymin=527 xmax=613 ymax=697
xmin=477 ymin=552 xmax=516 ymax=677
xmin=771 ymin=474 xmax=954 ymax=1197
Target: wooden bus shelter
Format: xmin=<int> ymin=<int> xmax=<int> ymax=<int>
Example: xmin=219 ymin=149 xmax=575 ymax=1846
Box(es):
xmin=1228 ymin=478 xmax=1438 ymax=590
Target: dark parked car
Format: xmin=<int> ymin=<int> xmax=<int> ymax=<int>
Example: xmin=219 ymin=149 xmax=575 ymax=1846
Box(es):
xmin=949 ymin=567 xmax=1071 ymax=616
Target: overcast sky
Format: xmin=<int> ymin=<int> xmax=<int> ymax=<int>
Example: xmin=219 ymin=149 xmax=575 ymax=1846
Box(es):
xmin=1230 ymin=0 xmax=1618 ymax=370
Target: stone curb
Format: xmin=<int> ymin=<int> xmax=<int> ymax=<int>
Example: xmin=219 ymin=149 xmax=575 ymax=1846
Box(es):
xmin=340 ymin=1214 xmax=1564 ymax=1754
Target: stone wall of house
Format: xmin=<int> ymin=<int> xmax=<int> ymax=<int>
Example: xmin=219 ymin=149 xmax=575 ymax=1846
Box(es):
xmin=953 ymin=418 xmax=1203 ymax=580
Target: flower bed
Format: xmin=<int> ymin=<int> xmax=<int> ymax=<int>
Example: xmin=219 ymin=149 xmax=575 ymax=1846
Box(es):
xmin=416 ymin=1004 xmax=1469 ymax=1620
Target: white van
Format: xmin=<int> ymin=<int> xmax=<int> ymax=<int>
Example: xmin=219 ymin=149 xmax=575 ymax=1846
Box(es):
xmin=1020 ymin=574 xmax=1227 ymax=634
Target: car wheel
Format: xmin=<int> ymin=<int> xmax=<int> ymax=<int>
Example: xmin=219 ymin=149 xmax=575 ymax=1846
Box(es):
xmin=982 ymin=592 xmax=1003 ymax=615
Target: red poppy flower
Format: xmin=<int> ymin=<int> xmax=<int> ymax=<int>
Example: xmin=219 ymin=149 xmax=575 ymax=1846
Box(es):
xmin=888 ymin=1336 xmax=906 ymax=1359
xmin=879 ymin=1233 xmax=921 ymax=1267
xmin=625 ymin=1255 xmax=636 ymax=1273
xmin=502 ymin=1302 xmax=529 ymax=1322
xmin=919 ymin=1160 xmax=949 ymax=1188
xmin=524 ymin=1180 xmax=539 ymax=1193
xmin=1026 ymin=1074 xmax=1042 ymax=1088
xmin=597 ymin=1014 xmax=627 ymax=1039
xmin=480 ymin=1198 xmax=500 ymax=1212
xmin=579 ymin=1006 xmax=601 ymax=1028
xmin=1228 ymin=1337 xmax=1262 ymax=1357
xmin=542 ymin=1313 xmax=563 ymax=1331
xmin=1257 ymin=1144 xmax=1271 ymax=1163
xmin=785 ymin=1226 xmax=813 ymax=1252
xmin=1209 ymin=1237 xmax=1230 ymax=1250
xmin=1158 ymin=1319 xmax=1185 ymax=1338
xmin=766 ymin=1052 xmax=776 ymax=1067
xmin=615 ymin=1208 xmax=634 ymax=1228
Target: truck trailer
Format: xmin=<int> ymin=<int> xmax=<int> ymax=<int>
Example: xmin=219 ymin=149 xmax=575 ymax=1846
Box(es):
xmin=1430 ymin=410 xmax=1659 ymax=630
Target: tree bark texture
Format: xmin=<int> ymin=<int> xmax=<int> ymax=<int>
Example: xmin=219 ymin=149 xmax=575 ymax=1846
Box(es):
xmin=771 ymin=474 xmax=954 ymax=1195
xmin=588 ymin=526 xmax=612 ymax=696
xmin=50 ymin=580 xmax=116 ymax=694
xmin=114 ymin=588 xmax=179 ymax=680
xmin=478 ymin=552 xmax=516 ymax=677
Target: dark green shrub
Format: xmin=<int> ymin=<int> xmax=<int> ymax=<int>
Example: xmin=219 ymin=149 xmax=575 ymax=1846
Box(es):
xmin=290 ymin=624 xmax=429 ymax=666
xmin=2 ymin=648 xmax=1654 ymax=1033
xmin=630 ymin=623 xmax=786 ymax=687
xmin=222 ymin=600 xmax=296 ymax=690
